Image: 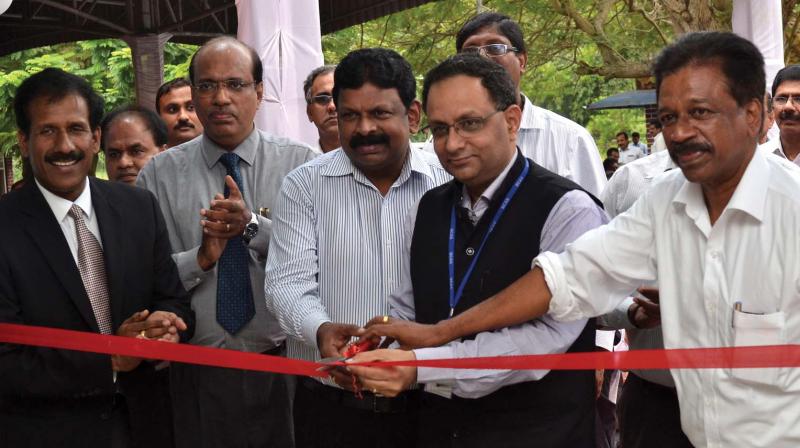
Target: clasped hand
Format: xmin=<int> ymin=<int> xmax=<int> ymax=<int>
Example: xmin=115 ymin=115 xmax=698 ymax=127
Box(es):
xmin=112 ymin=309 xmax=188 ymax=372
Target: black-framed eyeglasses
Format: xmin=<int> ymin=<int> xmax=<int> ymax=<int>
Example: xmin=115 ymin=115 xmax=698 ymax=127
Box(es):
xmin=774 ymin=95 xmax=800 ymax=107
xmin=193 ymin=79 xmax=257 ymax=96
xmin=427 ymin=110 xmax=502 ymax=141
xmin=309 ymin=94 xmax=333 ymax=106
xmin=460 ymin=44 xmax=518 ymax=58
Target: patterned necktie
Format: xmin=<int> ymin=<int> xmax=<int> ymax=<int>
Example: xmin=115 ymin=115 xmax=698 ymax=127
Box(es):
xmin=216 ymin=153 xmax=255 ymax=335
xmin=69 ymin=204 xmax=113 ymax=334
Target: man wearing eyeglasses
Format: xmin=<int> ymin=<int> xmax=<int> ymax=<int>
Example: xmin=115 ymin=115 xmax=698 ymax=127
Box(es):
xmin=453 ymin=12 xmax=607 ymax=197
xmin=138 ymin=36 xmax=316 ymax=448
xmin=303 ymin=65 xmax=340 ymax=153
xmin=347 ymin=53 xmax=606 ymax=447
xmin=764 ymin=65 xmax=800 ymax=166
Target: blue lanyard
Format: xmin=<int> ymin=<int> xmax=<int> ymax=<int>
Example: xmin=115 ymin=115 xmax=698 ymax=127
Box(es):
xmin=448 ymin=158 xmax=530 ymax=317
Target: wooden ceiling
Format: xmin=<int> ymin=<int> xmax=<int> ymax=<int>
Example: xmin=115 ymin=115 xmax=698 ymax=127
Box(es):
xmin=0 ymin=0 xmax=438 ymax=56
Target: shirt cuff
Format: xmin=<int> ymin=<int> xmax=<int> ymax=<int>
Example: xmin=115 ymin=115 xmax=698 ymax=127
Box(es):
xmin=301 ymin=312 xmax=332 ymax=350
xmin=174 ymin=247 xmax=208 ymax=291
xmin=414 ymin=345 xmax=457 ymax=384
xmin=533 ymin=251 xmax=574 ymax=322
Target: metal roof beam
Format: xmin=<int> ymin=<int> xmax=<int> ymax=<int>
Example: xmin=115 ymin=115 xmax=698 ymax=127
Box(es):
xmin=33 ymin=0 xmax=131 ymax=33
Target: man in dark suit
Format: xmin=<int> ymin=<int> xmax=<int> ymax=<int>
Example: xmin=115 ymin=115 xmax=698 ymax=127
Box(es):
xmin=0 ymin=68 xmax=194 ymax=447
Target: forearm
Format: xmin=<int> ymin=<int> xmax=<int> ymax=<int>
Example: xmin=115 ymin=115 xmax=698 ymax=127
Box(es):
xmin=437 ymin=267 xmax=552 ymax=344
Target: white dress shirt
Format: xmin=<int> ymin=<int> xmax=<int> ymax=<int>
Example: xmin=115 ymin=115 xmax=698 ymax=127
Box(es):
xmin=36 ymin=178 xmax=102 ymax=264
xmin=390 ymin=154 xmax=608 ymax=399
xmin=759 ymin=136 xmax=800 ymax=167
xmin=264 ymin=147 xmax=451 ymax=366
xmin=599 ymin=150 xmax=677 ymax=387
xmin=617 ymin=145 xmax=646 ymax=165
xmin=651 ymin=132 xmax=667 ymax=153
xmin=517 ymin=95 xmax=607 ymax=197
xmin=537 ymin=149 xmax=800 ymax=447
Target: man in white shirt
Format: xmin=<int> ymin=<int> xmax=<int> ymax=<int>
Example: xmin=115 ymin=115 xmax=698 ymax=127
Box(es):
xmin=617 ymin=131 xmax=645 ymax=164
xmin=765 ymin=65 xmax=800 ymax=166
xmin=452 ymin=12 xmax=606 ymax=196
xmin=360 ymin=31 xmax=800 ymax=448
xmin=647 ymin=119 xmax=667 ymax=153
xmin=630 ymin=131 xmax=648 ymax=155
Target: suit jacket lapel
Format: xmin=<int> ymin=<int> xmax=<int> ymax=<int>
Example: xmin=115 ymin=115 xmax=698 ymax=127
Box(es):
xmin=90 ymin=178 xmax=127 ymax=329
xmin=19 ymin=182 xmax=100 ymax=332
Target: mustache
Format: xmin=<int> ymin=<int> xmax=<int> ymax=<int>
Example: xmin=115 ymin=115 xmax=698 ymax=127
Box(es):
xmin=669 ymin=140 xmax=712 ymax=158
xmin=779 ymin=110 xmax=800 ymax=121
xmin=349 ymin=133 xmax=389 ymax=148
xmin=45 ymin=151 xmax=85 ymax=164
xmin=175 ymin=119 xmax=195 ymax=130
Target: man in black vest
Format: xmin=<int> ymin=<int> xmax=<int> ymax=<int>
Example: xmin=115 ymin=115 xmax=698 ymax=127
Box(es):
xmin=348 ymin=54 xmax=607 ymax=447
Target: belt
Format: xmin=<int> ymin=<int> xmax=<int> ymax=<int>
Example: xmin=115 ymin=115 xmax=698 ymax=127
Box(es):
xmin=262 ymin=341 xmax=286 ymax=356
xmin=300 ymin=377 xmax=415 ymax=414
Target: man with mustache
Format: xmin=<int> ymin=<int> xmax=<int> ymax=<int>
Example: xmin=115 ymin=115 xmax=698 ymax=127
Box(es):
xmin=304 ymin=65 xmax=340 ymax=153
xmin=138 ymin=37 xmax=316 ymax=447
xmin=156 ymin=78 xmax=203 ymax=148
xmin=0 ymin=67 xmax=193 ymax=447
xmin=101 ymin=106 xmax=167 ymax=185
xmin=265 ymin=48 xmax=450 ymax=448
xmin=764 ymin=65 xmax=800 ymax=165
xmin=359 ymin=32 xmax=800 ymax=447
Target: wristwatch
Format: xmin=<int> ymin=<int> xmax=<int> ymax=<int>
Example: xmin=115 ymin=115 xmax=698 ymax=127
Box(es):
xmin=242 ymin=212 xmax=259 ymax=244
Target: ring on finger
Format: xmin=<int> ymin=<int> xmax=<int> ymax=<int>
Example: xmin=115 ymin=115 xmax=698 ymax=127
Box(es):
xmin=226 ymin=223 xmax=230 ymax=232
xmin=139 ymin=330 xmax=147 ymax=338
xmin=382 ymin=315 xmax=389 ymax=323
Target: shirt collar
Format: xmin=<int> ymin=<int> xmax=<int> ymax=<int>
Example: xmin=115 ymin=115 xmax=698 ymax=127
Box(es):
xmin=36 ymin=177 xmax=93 ymax=222
xmin=672 ymin=148 xmax=767 ymax=224
xmin=519 ymin=94 xmax=544 ymax=131
xmin=320 ymin=143 xmax=436 ymax=183
xmin=201 ymin=126 xmax=259 ymax=169
xmin=461 ymin=150 xmax=518 ymax=206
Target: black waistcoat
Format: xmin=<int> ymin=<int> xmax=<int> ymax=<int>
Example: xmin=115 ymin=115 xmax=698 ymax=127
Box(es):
xmin=410 ymin=153 xmax=599 ymax=447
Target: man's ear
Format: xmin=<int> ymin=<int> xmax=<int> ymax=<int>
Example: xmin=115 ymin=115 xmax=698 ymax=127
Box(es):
xmin=517 ymin=51 xmax=528 ymax=75
xmin=504 ymin=104 xmax=522 ymax=141
xmin=306 ymin=104 xmax=314 ymax=123
xmin=255 ymin=82 xmax=264 ymax=107
xmin=91 ymin=127 xmax=101 ymax=156
xmin=744 ymin=97 xmax=763 ymax=141
xmin=407 ymin=99 xmax=422 ymax=134
xmin=17 ymin=130 xmax=29 ymax=158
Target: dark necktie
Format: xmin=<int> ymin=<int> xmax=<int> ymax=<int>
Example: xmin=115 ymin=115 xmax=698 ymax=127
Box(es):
xmin=69 ymin=204 xmax=113 ymax=334
xmin=216 ymin=153 xmax=255 ymax=335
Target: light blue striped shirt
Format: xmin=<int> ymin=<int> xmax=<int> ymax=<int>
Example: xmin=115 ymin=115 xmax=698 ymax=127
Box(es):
xmin=264 ymin=147 xmax=451 ymax=362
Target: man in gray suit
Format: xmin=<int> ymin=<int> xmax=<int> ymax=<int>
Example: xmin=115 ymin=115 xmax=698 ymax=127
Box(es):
xmin=138 ymin=36 xmax=316 ymax=448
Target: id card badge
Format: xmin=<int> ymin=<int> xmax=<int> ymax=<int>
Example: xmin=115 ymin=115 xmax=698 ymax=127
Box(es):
xmin=424 ymin=382 xmax=453 ymax=399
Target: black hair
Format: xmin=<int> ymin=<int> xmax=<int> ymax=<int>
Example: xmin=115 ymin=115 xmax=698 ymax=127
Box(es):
xmin=616 ymin=131 xmax=629 ymax=139
xmin=606 ymin=147 xmax=619 ymax=157
xmin=156 ymin=78 xmax=192 ymax=113
xmin=603 ymin=158 xmax=617 ymax=170
xmin=456 ymin=12 xmax=526 ymax=54
xmin=189 ymin=36 xmax=263 ymax=84
xmin=100 ymin=105 xmax=168 ymax=150
xmin=632 ymin=132 xmax=640 ymax=138
xmin=14 ymin=67 xmax=104 ymax=137
xmin=648 ymin=119 xmax=662 ymax=129
xmin=772 ymin=65 xmax=800 ymax=97
xmin=652 ymin=31 xmax=764 ymax=108
xmin=333 ymin=48 xmax=415 ymax=109
xmin=303 ymin=65 xmax=336 ymax=103
xmin=422 ymin=53 xmax=516 ymax=113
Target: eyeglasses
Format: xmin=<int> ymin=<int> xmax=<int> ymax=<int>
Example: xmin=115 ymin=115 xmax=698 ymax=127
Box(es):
xmin=460 ymin=44 xmax=518 ymax=58
xmin=773 ymin=95 xmax=800 ymax=107
xmin=427 ymin=110 xmax=502 ymax=141
xmin=193 ymin=79 xmax=257 ymax=96
xmin=309 ymin=94 xmax=333 ymax=106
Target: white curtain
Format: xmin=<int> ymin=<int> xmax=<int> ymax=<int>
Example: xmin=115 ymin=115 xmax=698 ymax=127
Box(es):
xmin=236 ymin=0 xmax=324 ymax=146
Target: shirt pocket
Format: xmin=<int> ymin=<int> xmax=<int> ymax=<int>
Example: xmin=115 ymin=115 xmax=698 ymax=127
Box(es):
xmin=731 ymin=310 xmax=785 ymax=387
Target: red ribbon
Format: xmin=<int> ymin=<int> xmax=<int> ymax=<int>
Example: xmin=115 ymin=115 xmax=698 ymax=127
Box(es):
xmin=1 ymin=323 xmax=799 ymax=373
